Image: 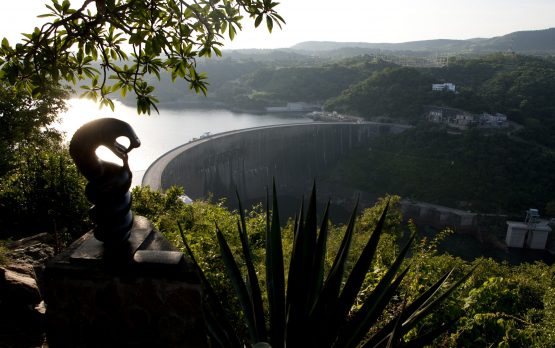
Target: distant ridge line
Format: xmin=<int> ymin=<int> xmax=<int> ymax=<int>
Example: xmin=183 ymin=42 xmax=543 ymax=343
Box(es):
xmin=288 ymin=27 xmax=555 ymax=54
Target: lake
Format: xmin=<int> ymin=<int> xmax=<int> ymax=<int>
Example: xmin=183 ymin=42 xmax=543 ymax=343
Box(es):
xmin=57 ymin=99 xmax=313 ymax=186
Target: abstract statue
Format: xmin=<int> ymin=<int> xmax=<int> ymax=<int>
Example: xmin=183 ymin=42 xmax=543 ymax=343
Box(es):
xmin=69 ymin=118 xmax=141 ymax=246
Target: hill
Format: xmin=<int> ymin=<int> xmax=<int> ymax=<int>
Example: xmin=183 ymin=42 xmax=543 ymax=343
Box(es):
xmin=290 ymin=28 xmax=555 ymax=55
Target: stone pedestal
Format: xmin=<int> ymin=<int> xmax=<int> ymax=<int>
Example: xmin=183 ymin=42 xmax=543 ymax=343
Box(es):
xmin=43 ymin=216 xmax=208 ymax=347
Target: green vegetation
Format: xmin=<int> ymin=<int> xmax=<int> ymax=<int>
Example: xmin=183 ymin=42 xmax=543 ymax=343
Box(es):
xmin=177 ymin=53 xmax=551 ymax=217
xmin=201 ymin=185 xmax=473 ymax=347
xmin=0 ymin=142 xmax=90 ymax=239
xmin=124 ymin=52 xmax=555 ymax=154
xmin=0 ymin=0 xmax=284 ymax=114
xmin=0 ymin=82 xmax=90 ymax=240
xmin=0 ymin=241 xmax=9 ymax=265
xmin=329 ymin=126 xmax=555 ymax=215
xmin=132 ymin=186 xmax=555 ymax=347
xmin=325 ymin=66 xmax=432 ymax=121
xmin=326 ymin=54 xmax=555 ymax=145
xmin=230 ymin=60 xmax=397 ymax=107
xmin=1 ymin=8 xmax=554 ymax=344
xmin=0 ymin=83 xmax=67 ymax=176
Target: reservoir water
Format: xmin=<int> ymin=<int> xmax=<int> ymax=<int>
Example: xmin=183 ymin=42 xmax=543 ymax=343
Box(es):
xmin=57 ymin=98 xmax=312 ymax=185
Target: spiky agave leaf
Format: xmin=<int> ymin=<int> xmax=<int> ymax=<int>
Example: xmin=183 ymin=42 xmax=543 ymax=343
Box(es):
xmin=362 ymin=265 xmax=476 ymax=348
xmin=216 ymin=224 xmax=258 ymax=342
xmin=336 ymin=233 xmax=416 ymax=348
xmin=336 ymin=200 xmax=391 ymax=320
xmin=386 ymin=300 xmax=406 ymax=348
xmin=236 ymin=191 xmax=267 ymax=342
xmin=266 ymin=180 xmax=285 ymax=347
xmin=402 ymin=319 xmax=457 ymax=348
xmin=286 ymin=183 xmax=323 ymax=344
xmin=309 ymin=199 xmax=359 ymax=346
xmin=285 ymin=198 xmax=305 ymax=341
xmin=401 ymin=264 xmax=478 ymax=329
xmin=177 ymin=223 xmax=241 ymax=348
xmin=310 ymin=199 xmax=331 ymax=311
xmin=312 ymin=199 xmax=359 ymax=313
xmin=206 ymin=184 xmax=473 ymax=348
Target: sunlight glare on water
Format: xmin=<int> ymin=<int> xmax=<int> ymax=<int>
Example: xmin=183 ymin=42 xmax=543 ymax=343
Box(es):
xmin=57 ymin=98 xmax=312 ymax=186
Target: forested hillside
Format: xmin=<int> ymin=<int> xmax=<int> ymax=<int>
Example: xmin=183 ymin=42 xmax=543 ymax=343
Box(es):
xmin=112 ymin=51 xmax=555 ymax=216
xmin=329 ymin=127 xmax=555 ymax=215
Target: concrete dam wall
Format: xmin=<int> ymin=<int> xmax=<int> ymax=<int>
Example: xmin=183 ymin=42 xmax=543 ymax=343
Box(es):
xmin=143 ymin=122 xmax=410 ymax=206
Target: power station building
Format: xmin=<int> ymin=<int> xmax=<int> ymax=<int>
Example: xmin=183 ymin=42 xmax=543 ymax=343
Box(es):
xmin=506 ymin=209 xmax=552 ymax=250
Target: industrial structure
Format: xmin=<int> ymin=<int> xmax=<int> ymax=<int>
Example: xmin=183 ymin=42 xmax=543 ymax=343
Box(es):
xmin=506 ymin=209 xmax=552 ymax=249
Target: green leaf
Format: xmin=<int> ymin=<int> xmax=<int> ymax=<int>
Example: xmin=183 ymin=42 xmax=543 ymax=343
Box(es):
xmin=311 ymin=200 xmax=330 ymax=309
xmin=254 ymin=15 xmax=263 ymax=28
xmin=53 ymin=0 xmax=62 ymax=12
xmin=236 ymin=191 xmax=267 ymax=342
xmin=177 ymin=223 xmax=241 ymax=348
xmin=266 ymin=16 xmax=273 ymax=33
xmin=402 ymin=320 xmax=455 ymax=348
xmin=386 ymin=303 xmax=404 ymax=348
xmin=106 ymin=98 xmax=115 ymax=111
xmin=363 ymin=265 xmax=475 ymax=348
xmin=266 ymin=180 xmax=285 ymax=347
xmin=403 ymin=264 xmax=477 ymax=329
xmin=61 ymin=0 xmax=70 ymax=13
xmin=272 ymin=13 xmax=286 ymax=25
xmin=339 ymin=233 xmax=415 ymax=348
xmin=285 ymin=198 xmax=305 ymax=341
xmin=336 ymin=201 xmax=391 ymax=320
xmin=229 ymin=24 xmax=236 ymax=40
xmin=308 ymin=199 xmax=358 ymax=346
xmin=314 ymin=199 xmax=359 ymax=312
xmin=216 ymin=225 xmax=258 ymax=343
xmin=296 ymin=184 xmax=318 ymax=316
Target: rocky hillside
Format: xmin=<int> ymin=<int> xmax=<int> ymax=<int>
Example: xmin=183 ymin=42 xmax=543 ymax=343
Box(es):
xmin=0 ymin=233 xmax=56 ymax=347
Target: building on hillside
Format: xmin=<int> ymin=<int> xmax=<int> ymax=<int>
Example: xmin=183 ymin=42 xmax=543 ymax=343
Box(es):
xmin=425 ymin=106 xmax=508 ymax=130
xmin=479 ymin=112 xmax=508 ymax=128
xmin=432 ymin=83 xmax=456 ymax=92
xmin=452 ymin=113 xmax=476 ymax=129
xmin=266 ymin=102 xmax=321 ymax=113
xmin=427 ymin=109 xmax=444 ymax=122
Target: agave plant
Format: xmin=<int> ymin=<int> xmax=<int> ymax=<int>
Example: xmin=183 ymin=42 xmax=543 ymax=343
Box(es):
xmin=179 ymin=183 xmax=473 ymax=347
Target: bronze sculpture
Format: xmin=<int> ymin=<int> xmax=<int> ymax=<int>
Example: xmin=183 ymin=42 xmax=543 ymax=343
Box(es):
xmin=69 ymin=118 xmax=141 ymax=245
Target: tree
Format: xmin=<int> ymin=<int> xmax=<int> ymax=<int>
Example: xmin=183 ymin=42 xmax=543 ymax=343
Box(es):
xmin=0 ymin=82 xmax=68 ymax=176
xmin=0 ymin=0 xmax=284 ymax=114
xmin=0 ymin=81 xmax=89 ymax=239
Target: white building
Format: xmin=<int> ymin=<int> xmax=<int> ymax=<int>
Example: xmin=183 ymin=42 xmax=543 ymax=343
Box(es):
xmin=266 ymin=102 xmax=320 ymax=113
xmin=427 ymin=109 xmax=443 ymax=122
xmin=506 ymin=209 xmax=551 ymax=249
xmin=479 ymin=113 xmax=508 ymax=127
xmin=432 ymin=83 xmax=456 ymax=92
xmin=450 ymin=113 xmax=476 ymax=129
xmin=506 ymin=221 xmax=551 ymax=249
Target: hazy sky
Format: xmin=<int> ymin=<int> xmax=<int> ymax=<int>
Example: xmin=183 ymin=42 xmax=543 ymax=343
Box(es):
xmin=1 ymin=0 xmax=554 ymax=49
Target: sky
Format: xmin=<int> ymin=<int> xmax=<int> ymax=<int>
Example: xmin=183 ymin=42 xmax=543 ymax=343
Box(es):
xmin=1 ymin=0 xmax=555 ymax=49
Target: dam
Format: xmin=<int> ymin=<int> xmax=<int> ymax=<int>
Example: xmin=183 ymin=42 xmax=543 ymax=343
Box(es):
xmin=143 ymin=122 xmax=410 ymax=211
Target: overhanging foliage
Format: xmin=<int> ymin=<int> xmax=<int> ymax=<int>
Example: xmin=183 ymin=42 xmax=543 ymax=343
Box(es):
xmin=0 ymin=0 xmax=284 ymax=114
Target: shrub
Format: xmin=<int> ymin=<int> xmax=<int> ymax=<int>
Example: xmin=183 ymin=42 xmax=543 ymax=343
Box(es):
xmin=0 ymin=145 xmax=90 ymax=240
xmin=180 ymin=184 xmax=473 ymax=347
